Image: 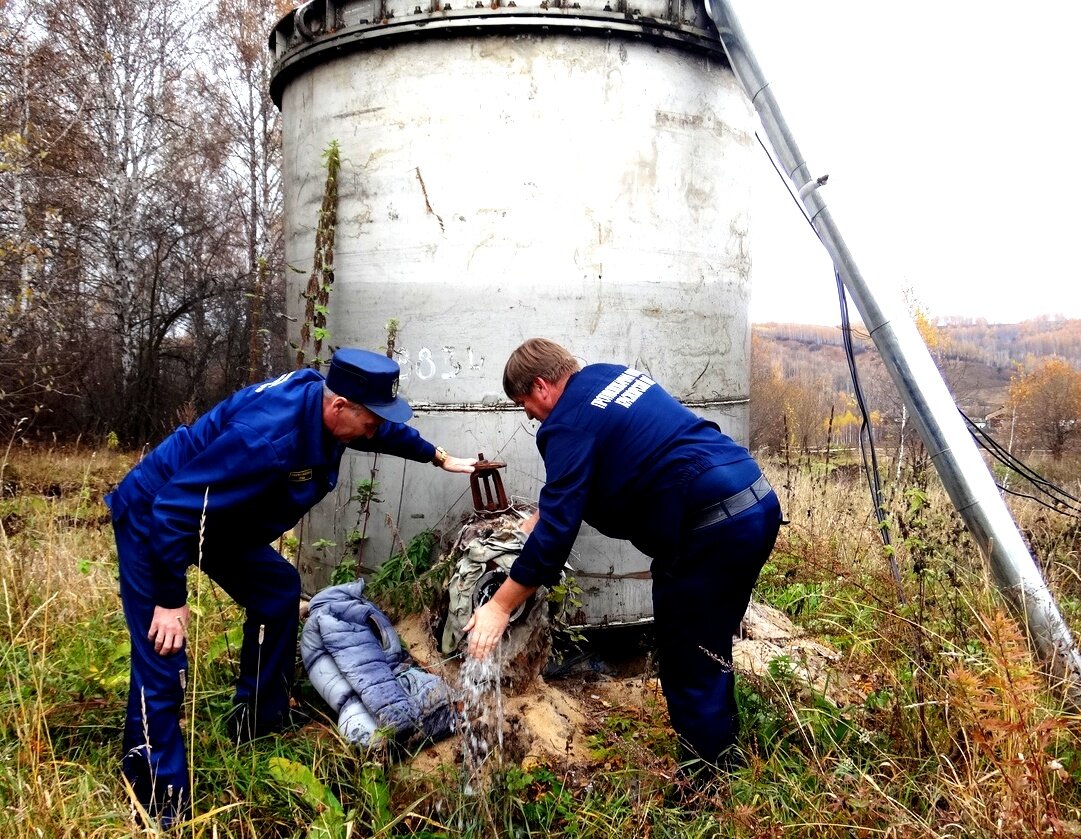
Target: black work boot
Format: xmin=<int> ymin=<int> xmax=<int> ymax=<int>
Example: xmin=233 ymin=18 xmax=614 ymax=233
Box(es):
xmin=226 ymin=703 xmax=255 ymax=744
xmin=129 ymin=783 xmax=189 ymax=831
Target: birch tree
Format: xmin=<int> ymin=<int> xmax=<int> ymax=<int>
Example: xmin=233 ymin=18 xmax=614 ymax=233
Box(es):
xmin=0 ymin=0 xmax=92 ymax=430
xmin=39 ymin=0 xmax=232 ymax=440
xmin=200 ymin=0 xmax=289 ymax=383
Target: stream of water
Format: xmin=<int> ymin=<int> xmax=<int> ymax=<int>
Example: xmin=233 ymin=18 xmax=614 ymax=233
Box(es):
xmin=456 ymin=647 xmax=504 ymax=795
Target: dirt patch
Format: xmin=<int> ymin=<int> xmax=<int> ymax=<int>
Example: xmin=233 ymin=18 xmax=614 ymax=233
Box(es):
xmin=313 ymin=600 xmax=862 ymax=776
xmin=397 ymin=611 xmax=660 ymax=774
xmin=397 ymin=669 xmax=669 ymax=778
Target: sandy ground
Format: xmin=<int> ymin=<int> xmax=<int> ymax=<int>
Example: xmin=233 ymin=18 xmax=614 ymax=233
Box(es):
xmin=298 ymin=599 xmax=861 ymax=775
xmin=393 ymin=612 xmax=664 ymax=773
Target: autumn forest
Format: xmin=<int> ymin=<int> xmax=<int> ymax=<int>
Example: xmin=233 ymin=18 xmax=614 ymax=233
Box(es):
xmin=751 ymin=316 xmax=1081 ymax=460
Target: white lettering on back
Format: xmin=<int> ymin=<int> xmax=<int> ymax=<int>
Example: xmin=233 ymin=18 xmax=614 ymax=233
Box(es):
xmin=255 ymin=371 xmax=295 ymax=393
xmin=589 ymin=368 xmax=655 ymax=410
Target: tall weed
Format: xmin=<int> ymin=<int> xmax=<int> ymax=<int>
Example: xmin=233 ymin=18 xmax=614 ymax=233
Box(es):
xmin=3 ymin=446 xmax=1081 ymax=836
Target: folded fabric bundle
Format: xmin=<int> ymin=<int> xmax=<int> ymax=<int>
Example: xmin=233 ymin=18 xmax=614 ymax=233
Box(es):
xmin=301 ymin=580 xmax=455 ymax=748
xmin=441 ymin=526 xmax=529 ymax=655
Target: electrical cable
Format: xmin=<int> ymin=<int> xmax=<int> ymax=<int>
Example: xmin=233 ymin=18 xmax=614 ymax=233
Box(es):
xmin=835 ymin=269 xmax=903 ymax=598
xmin=963 ymin=412 xmax=1081 ymax=518
xmin=965 ymin=414 xmax=1081 ymax=506
xmin=754 ymin=132 xmax=903 ymax=597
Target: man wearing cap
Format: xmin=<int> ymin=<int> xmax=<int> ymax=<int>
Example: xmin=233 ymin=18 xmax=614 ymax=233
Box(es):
xmin=465 ymin=338 xmax=782 ymax=777
xmin=107 ymin=348 xmax=474 ymax=827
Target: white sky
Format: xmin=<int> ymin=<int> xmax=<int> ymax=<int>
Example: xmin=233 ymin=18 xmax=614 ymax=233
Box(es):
xmin=734 ymin=0 xmax=1081 ymax=326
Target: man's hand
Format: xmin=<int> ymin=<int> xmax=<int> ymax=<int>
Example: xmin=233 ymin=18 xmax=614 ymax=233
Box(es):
xmin=464 ymin=600 xmax=511 ymax=660
xmin=463 ymin=577 xmax=537 ymax=660
xmin=440 ymin=454 xmax=477 ymax=474
xmin=519 ymin=510 xmax=540 ymax=534
xmin=149 ymin=604 xmax=190 ymax=655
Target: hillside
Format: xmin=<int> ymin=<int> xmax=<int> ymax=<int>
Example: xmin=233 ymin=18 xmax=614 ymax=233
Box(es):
xmin=752 ymin=316 xmax=1081 ymax=419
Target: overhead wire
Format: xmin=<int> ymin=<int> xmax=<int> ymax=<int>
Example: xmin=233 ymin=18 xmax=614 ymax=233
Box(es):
xmin=755 ymin=130 xmax=1080 ymax=535
xmin=963 ymin=412 xmax=1081 ymax=518
xmin=754 ymin=132 xmax=903 ymax=595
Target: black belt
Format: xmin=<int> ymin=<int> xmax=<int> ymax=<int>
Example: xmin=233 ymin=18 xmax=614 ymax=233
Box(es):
xmin=689 ymin=474 xmax=773 ymax=531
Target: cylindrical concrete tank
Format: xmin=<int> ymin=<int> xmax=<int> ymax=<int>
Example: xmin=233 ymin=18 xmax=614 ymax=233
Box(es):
xmin=268 ymin=0 xmax=755 ymax=626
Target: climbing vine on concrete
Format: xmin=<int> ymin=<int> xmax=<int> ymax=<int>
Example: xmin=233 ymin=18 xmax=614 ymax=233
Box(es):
xmin=385 ymin=318 xmax=400 ymax=360
xmin=296 ymin=140 xmax=340 ymax=369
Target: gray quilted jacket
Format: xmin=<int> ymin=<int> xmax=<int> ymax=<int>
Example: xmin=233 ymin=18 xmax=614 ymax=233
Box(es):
xmin=301 ymin=580 xmax=455 ymax=748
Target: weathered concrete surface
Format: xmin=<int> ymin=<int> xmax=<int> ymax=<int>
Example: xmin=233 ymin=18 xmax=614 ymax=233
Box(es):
xmin=275 ymin=23 xmax=757 ymax=626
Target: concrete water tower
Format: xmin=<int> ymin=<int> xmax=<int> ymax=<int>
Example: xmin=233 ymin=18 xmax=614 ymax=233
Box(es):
xmin=268 ymin=0 xmax=755 ymax=626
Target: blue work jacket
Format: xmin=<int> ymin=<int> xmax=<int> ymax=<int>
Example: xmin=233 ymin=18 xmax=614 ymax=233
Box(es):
xmin=108 ymin=369 xmax=436 ymax=608
xmin=510 ymin=363 xmax=760 ymax=588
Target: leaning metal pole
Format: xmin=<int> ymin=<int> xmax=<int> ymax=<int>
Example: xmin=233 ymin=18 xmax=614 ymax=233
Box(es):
xmin=705 ymin=0 xmax=1081 ymax=691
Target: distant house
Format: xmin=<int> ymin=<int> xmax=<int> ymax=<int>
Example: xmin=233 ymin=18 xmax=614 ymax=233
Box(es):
xmin=982 ymin=407 xmax=1012 ymax=433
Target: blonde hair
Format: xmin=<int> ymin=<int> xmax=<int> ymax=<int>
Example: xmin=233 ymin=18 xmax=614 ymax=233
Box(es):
xmin=503 ymin=338 xmax=580 ymax=398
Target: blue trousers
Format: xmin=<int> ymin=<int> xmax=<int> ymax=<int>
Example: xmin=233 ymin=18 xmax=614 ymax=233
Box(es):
xmin=114 ymin=512 xmax=300 ymax=824
xmin=652 ymin=478 xmax=782 ymax=766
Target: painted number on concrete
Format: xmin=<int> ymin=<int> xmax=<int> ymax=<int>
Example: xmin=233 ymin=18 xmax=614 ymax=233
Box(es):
xmin=395 ymin=346 xmax=484 ymax=383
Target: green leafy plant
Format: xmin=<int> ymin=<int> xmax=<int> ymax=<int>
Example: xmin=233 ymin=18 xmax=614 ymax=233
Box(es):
xmin=281 ymin=533 xmax=300 ymax=562
xmin=366 ymin=527 xmax=443 ymax=618
xmin=296 ymin=139 xmax=340 ymax=369
xmin=329 ymin=478 xmax=382 ymax=585
xmin=269 ymin=756 xmax=353 ymax=839
xmin=547 ymin=575 xmax=586 ymax=648
xmin=311 ymin=537 xmax=337 ymax=559
xmin=330 ymin=555 xmax=356 ymax=587
xmin=385 ymin=318 xmax=400 ymax=357
xmin=498 ymin=764 xmax=577 ymax=831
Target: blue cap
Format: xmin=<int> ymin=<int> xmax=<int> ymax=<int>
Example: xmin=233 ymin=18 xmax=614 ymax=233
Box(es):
xmin=326 ymin=348 xmax=412 ymax=423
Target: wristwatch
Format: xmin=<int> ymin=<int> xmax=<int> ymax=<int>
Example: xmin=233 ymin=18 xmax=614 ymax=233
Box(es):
xmin=433 ymin=446 xmax=449 ymax=467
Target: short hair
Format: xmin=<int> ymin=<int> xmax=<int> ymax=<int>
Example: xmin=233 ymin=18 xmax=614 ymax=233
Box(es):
xmin=503 ymin=338 xmax=580 ymax=398
xmin=322 ymin=383 xmax=355 ymax=406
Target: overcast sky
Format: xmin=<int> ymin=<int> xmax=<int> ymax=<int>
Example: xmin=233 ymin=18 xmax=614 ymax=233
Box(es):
xmin=731 ymin=0 xmax=1081 ymax=326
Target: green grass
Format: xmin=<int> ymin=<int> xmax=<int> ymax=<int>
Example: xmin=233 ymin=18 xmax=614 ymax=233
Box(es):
xmin=4 ymin=446 xmax=1081 ymax=836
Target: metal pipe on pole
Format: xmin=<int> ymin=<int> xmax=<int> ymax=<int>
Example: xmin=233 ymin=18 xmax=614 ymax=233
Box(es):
xmin=704 ymin=0 xmax=1081 ymax=692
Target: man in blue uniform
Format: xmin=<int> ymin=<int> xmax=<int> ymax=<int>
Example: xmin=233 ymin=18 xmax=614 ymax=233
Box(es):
xmin=108 ymin=348 xmax=475 ymax=826
xmin=465 ymin=338 xmax=781 ymax=773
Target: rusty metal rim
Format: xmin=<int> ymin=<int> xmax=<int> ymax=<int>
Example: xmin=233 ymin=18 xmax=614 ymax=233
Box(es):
xmin=269 ymin=12 xmax=728 ymax=106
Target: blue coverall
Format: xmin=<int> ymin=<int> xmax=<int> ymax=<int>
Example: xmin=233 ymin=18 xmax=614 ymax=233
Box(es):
xmin=510 ymin=363 xmax=782 ymax=765
xmin=107 ymin=368 xmax=436 ymax=823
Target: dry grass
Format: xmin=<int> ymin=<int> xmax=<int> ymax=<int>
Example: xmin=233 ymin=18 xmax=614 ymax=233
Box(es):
xmin=729 ymin=453 xmax=1081 ymax=837
xmin=3 ymin=444 xmax=1081 ymax=837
